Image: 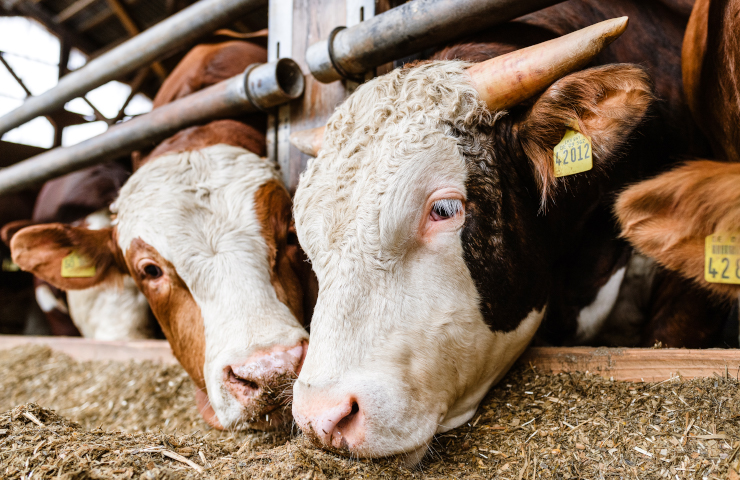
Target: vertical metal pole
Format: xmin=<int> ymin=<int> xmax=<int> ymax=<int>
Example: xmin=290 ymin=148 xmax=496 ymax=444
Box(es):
xmin=267 ymin=0 xmax=294 ymax=187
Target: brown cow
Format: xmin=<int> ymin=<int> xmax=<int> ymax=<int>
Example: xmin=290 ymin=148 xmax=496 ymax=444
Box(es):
xmin=132 ymin=40 xmax=267 ymax=170
xmin=617 ymin=0 xmax=740 ymax=315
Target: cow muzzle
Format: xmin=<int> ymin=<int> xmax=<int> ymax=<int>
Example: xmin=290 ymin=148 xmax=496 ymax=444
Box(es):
xmin=222 ymin=341 xmax=307 ymax=429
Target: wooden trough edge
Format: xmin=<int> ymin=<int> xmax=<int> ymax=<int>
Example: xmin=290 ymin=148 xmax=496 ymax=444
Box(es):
xmin=2 ymin=335 xmax=740 ymax=383
xmin=0 ymin=335 xmax=177 ymax=364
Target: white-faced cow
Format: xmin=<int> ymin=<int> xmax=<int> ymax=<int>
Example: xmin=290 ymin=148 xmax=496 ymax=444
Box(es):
xmin=9 ymin=41 xmax=314 ymax=431
xmin=288 ymin=18 xmax=665 ymax=461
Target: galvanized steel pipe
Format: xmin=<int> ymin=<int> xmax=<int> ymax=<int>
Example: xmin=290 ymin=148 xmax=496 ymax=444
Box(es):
xmin=306 ymin=0 xmax=565 ymax=83
xmin=0 ymin=59 xmax=304 ymax=195
xmin=0 ymin=0 xmax=267 ymax=136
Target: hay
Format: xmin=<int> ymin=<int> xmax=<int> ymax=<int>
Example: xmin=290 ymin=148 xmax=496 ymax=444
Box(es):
xmin=1 ymin=344 xmax=739 ymax=479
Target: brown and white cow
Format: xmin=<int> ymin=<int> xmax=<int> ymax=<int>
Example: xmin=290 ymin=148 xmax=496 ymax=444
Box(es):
xmin=288 ymin=18 xmax=668 ymax=460
xmin=9 ymin=41 xmax=313 ymax=431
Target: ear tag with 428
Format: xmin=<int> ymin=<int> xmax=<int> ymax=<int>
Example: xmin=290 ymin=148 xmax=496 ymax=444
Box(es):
xmin=705 ymin=233 xmax=740 ymax=284
xmin=553 ymin=129 xmax=592 ymax=177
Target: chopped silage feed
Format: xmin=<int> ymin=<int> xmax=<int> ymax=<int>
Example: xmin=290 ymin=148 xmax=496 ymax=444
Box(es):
xmin=1 ymin=344 xmax=739 ymax=479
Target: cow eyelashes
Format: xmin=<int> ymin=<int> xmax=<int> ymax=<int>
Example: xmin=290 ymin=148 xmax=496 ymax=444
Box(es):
xmin=430 ymin=199 xmax=463 ymax=221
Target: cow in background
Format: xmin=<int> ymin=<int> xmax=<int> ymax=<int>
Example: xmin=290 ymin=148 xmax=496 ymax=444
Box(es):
xmin=617 ymin=0 xmax=740 ymax=329
xmin=1 ymin=163 xmax=155 ymax=340
xmin=131 ymin=39 xmax=267 ymax=170
xmin=9 ymin=39 xmax=316 ymax=432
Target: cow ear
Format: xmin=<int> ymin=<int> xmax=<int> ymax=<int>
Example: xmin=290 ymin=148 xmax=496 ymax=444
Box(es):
xmin=616 ymin=160 xmax=740 ymax=300
xmin=516 ymin=64 xmax=654 ymax=207
xmin=1 ymin=219 xmax=35 ymax=247
xmin=10 ymin=223 xmax=126 ymax=290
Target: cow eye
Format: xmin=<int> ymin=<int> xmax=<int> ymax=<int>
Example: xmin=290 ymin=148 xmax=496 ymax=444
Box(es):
xmin=430 ymin=199 xmax=463 ymax=221
xmin=143 ymin=264 xmax=163 ymax=279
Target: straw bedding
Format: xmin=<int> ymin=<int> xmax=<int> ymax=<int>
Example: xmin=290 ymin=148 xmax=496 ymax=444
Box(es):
xmin=1 ymin=344 xmax=739 ymax=479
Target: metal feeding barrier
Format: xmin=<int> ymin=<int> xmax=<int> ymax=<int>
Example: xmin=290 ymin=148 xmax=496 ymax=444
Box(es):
xmin=306 ymin=0 xmax=564 ymax=83
xmin=0 ymin=0 xmax=268 ymax=136
xmin=0 ymin=59 xmax=304 ymax=195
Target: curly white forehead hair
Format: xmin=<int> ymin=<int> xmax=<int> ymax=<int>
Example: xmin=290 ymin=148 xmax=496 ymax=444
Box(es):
xmin=294 ymin=60 xmax=502 ymax=264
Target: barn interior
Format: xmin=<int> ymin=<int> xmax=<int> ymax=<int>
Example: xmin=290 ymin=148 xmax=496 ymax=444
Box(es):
xmin=0 ymin=0 xmax=739 ymax=478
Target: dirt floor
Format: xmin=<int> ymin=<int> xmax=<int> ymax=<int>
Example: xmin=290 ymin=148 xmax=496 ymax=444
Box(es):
xmin=1 ymin=344 xmax=740 ymax=479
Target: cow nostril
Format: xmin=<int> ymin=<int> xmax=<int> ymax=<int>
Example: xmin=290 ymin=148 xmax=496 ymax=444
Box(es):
xmin=226 ymin=367 xmax=260 ymax=393
xmin=335 ymin=400 xmax=360 ymax=433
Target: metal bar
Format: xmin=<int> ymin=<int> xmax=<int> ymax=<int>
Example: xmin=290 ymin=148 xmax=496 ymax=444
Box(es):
xmin=306 ymin=0 xmax=565 ymax=83
xmin=0 ymin=59 xmax=304 ymax=195
xmin=1 ymin=0 xmax=98 ymax=54
xmin=0 ymin=0 xmax=268 ymax=136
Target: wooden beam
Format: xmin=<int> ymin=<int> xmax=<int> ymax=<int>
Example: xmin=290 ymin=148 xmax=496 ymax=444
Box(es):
xmin=109 ymin=66 xmax=149 ymax=124
xmin=0 ymin=141 xmax=47 ymax=168
xmin=518 ymin=346 xmax=740 ymax=382
xmin=82 ymin=97 xmax=109 ymax=123
xmin=0 ymin=52 xmax=32 ymax=97
xmin=104 ymin=0 xmax=167 ymax=81
xmin=5 ymin=0 xmax=98 ymax=55
xmin=54 ymin=0 xmax=98 ymax=24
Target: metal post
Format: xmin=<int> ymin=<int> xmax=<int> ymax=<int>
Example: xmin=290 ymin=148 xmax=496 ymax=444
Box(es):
xmin=0 ymin=59 xmax=304 ymax=195
xmin=306 ymin=0 xmax=565 ymax=83
xmin=0 ymin=0 xmax=268 ymax=136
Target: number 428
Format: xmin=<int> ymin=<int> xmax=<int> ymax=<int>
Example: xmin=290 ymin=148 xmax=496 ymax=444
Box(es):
xmin=707 ymin=257 xmax=740 ymax=280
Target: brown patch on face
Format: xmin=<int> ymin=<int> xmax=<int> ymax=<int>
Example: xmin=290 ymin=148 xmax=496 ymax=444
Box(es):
xmin=253 ymin=180 xmax=305 ymax=324
xmin=125 ymin=238 xmax=206 ymax=390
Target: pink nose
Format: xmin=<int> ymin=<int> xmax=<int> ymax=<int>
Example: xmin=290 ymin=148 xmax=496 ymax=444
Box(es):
xmin=224 ymin=342 xmax=307 ymax=411
xmin=295 ymin=397 xmax=364 ymax=450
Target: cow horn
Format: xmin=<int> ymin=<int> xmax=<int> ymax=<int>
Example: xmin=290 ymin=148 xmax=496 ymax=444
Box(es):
xmin=467 ymin=17 xmax=629 ymax=111
xmin=289 ymin=126 xmax=326 ymax=157
xmin=290 ymin=18 xmax=628 ymax=158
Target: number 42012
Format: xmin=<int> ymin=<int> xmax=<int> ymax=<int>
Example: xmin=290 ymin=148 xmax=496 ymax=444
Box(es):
xmin=555 ymin=144 xmax=591 ymax=165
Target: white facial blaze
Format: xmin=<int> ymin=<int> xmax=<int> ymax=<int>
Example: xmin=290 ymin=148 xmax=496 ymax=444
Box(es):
xmin=293 ymin=61 xmax=542 ymax=457
xmin=114 ymin=144 xmax=308 ymax=428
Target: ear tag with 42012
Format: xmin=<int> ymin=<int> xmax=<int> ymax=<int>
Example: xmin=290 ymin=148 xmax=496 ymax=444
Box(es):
xmin=553 ymin=129 xmax=592 ymax=177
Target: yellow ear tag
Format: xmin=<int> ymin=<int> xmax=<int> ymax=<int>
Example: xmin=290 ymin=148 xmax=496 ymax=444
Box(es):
xmin=553 ymin=129 xmax=593 ymax=177
xmin=61 ymin=251 xmax=96 ymax=278
xmin=1 ymin=258 xmax=19 ymax=272
xmin=705 ymin=233 xmax=740 ymax=284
